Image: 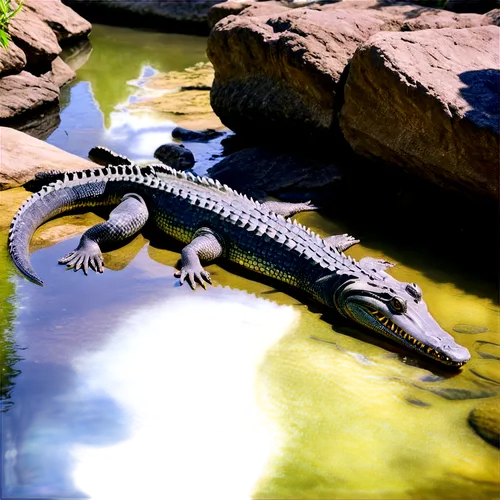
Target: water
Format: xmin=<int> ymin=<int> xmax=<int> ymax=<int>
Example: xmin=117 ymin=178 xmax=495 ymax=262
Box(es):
xmin=1 ymin=24 xmax=499 ymax=500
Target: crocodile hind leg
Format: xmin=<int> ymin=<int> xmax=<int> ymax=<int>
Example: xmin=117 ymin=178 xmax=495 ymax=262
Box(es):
xmin=59 ymin=193 xmax=149 ymax=274
xmin=174 ymin=227 xmax=224 ymax=290
xmin=260 ymin=200 xmax=317 ymax=217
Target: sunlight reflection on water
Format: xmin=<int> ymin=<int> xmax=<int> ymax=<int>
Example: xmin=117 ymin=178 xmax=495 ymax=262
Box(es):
xmin=71 ymin=295 xmax=297 ymax=499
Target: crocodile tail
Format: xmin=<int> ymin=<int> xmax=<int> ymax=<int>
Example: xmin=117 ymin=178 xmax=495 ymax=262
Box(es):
xmin=7 ymin=169 xmax=114 ymax=286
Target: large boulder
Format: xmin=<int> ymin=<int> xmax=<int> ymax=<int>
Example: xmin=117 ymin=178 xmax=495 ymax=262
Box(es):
xmin=0 ymin=72 xmax=59 ymax=122
xmin=207 ymin=1 xmax=499 ymax=142
xmin=22 ymin=0 xmax=92 ymax=43
xmin=0 ymin=41 xmax=26 ymax=77
xmin=339 ymin=26 xmax=500 ymax=200
xmin=0 ymin=127 xmax=95 ymax=190
xmin=207 ymin=8 xmax=391 ymax=140
xmin=7 ymin=2 xmax=62 ymax=70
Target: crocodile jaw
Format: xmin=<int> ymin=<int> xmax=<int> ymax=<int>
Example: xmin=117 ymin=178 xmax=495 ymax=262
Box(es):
xmin=344 ymin=300 xmax=470 ymax=368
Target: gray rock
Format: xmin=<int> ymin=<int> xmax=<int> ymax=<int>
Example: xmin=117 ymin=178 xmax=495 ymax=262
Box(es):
xmin=154 ymin=144 xmax=196 ymax=170
xmin=453 ymin=324 xmax=489 ymax=334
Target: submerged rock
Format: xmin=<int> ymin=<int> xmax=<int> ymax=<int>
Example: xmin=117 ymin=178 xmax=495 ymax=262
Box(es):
xmin=340 ymin=26 xmax=500 ymax=200
xmin=0 ymin=127 xmax=94 ymax=190
xmin=453 ymin=324 xmax=489 ymax=334
xmin=468 ymin=398 xmax=500 ymax=448
xmin=470 ymin=362 xmax=500 ymax=386
xmin=154 ymin=144 xmax=196 ymax=170
xmin=475 ymin=342 xmax=500 ymax=361
xmin=171 ymin=126 xmax=224 ymax=142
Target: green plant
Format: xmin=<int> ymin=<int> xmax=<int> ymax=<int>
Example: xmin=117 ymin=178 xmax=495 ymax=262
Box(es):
xmin=0 ymin=0 xmax=22 ymax=50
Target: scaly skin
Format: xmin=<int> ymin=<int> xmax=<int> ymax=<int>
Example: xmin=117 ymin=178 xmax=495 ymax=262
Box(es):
xmin=8 ymin=163 xmax=470 ymax=368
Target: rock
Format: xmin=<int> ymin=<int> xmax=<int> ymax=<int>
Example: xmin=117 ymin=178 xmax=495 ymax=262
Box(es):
xmin=171 ymin=127 xmax=224 ymax=142
xmin=0 ymin=71 xmax=59 ymax=122
xmin=400 ymin=10 xmax=492 ymax=31
xmin=0 ymin=41 xmax=26 ymax=77
xmin=154 ymin=144 xmax=196 ymax=170
xmin=44 ymin=56 xmax=76 ymax=88
xmin=470 ymin=362 xmax=500 ymax=386
xmin=419 ymin=386 xmax=499 ymax=401
xmin=207 ymin=146 xmax=343 ymax=202
xmin=207 ymin=8 xmax=389 ymax=140
xmin=208 ymin=1 xmax=253 ymax=26
xmin=453 ymin=324 xmax=489 ymax=334
xmin=468 ymin=398 xmax=500 ymax=447
xmin=484 ymin=8 xmax=500 ymax=26
xmin=0 ymin=127 xmax=95 ymax=190
xmin=475 ymin=342 xmax=500 ymax=361
xmin=22 ymin=0 xmax=92 ymax=43
xmin=7 ymin=2 xmax=62 ymax=71
xmin=340 ymin=26 xmax=500 ymax=200
xmin=62 ymin=0 xmax=221 ymax=32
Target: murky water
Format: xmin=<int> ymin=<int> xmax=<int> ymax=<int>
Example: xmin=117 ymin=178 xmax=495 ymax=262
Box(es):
xmin=1 ymin=24 xmax=499 ymax=500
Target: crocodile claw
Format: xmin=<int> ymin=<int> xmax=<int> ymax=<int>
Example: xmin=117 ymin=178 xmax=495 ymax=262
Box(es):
xmin=174 ymin=266 xmax=212 ymax=290
xmin=58 ymin=238 xmax=104 ymax=275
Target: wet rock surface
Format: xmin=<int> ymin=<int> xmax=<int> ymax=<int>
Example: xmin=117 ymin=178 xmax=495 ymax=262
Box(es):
xmin=172 ymin=126 xmax=224 ymax=142
xmin=207 ymin=146 xmax=342 ymax=202
xmin=154 ymin=144 xmax=196 ymax=170
xmin=468 ymin=398 xmax=500 ymax=448
xmin=340 ymin=26 xmax=500 ymax=200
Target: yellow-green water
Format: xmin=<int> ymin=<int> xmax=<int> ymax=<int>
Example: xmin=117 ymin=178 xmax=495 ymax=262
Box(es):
xmin=0 ymin=24 xmax=499 ymax=500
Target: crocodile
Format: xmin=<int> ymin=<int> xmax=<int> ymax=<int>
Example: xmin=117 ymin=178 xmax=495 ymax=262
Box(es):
xmin=8 ymin=159 xmax=470 ymax=368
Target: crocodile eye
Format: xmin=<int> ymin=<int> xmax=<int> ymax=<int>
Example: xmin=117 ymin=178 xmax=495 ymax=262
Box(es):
xmin=390 ymin=296 xmax=406 ymax=313
xmin=406 ymin=283 xmax=422 ymax=301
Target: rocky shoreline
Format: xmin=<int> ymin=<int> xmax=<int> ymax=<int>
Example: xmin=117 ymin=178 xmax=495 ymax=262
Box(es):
xmin=207 ymin=0 xmax=499 ymax=201
xmin=0 ymin=0 xmax=91 ymax=126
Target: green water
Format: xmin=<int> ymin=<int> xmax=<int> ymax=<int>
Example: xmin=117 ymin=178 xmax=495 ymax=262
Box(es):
xmin=0 ymin=24 xmax=499 ymax=500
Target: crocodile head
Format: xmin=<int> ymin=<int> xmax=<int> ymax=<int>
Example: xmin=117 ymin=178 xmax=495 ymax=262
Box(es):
xmin=333 ymin=276 xmax=470 ymax=368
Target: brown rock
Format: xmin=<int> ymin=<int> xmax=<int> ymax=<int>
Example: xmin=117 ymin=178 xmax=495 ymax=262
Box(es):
xmin=340 ymin=26 xmax=500 ymax=200
xmin=209 ymin=1 xmax=254 ymax=26
xmin=0 ymin=71 xmax=59 ymax=121
xmin=468 ymin=398 xmax=500 ymax=448
xmin=400 ymin=10 xmax=492 ymax=31
xmin=44 ymin=56 xmax=76 ymax=88
xmin=0 ymin=127 xmax=95 ymax=190
xmin=208 ymin=8 xmax=388 ymax=140
xmin=7 ymin=2 xmax=61 ymax=69
xmin=22 ymin=0 xmax=92 ymax=43
xmin=0 ymin=40 xmax=26 ymax=77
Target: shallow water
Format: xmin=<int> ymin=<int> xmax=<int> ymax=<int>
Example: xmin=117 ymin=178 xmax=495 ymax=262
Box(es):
xmin=1 ymin=23 xmax=499 ymax=500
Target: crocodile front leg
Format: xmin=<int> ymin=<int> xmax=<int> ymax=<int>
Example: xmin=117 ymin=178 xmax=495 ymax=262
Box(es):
xmin=174 ymin=227 xmax=224 ymax=289
xmin=260 ymin=200 xmax=317 ymax=217
xmin=59 ymin=193 xmax=149 ymax=274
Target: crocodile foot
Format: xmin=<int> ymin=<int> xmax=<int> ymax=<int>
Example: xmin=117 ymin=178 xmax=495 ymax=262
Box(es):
xmin=324 ymin=233 xmax=360 ymax=252
xmin=58 ymin=237 xmax=104 ymax=275
xmin=174 ymin=264 xmax=212 ymax=290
